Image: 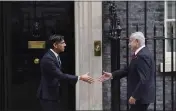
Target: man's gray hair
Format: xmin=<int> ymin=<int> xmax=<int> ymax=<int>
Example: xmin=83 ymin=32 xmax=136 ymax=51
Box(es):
xmin=130 ymin=32 xmax=145 ymax=46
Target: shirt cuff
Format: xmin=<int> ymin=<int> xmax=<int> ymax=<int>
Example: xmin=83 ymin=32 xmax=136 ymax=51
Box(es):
xmin=111 ymin=75 xmax=113 ymax=79
xmin=78 ymin=76 xmax=80 ymax=80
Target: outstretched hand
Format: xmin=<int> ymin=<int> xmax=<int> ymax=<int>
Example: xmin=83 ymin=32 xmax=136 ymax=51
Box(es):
xmin=80 ymin=72 xmax=94 ymax=84
xmin=98 ymin=71 xmax=112 ymax=82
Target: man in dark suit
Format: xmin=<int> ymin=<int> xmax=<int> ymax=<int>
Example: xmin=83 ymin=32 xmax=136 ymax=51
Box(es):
xmin=98 ymin=32 xmax=155 ymax=111
xmin=37 ymin=34 xmax=94 ymax=111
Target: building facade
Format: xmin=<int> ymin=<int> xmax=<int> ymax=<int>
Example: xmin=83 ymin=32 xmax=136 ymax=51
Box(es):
xmin=102 ymin=1 xmax=176 ymax=111
xmin=0 ymin=1 xmax=175 ymax=111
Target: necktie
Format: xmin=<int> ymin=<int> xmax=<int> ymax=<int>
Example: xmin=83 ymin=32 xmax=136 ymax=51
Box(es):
xmin=57 ymin=55 xmax=62 ymax=67
xmin=131 ymin=53 xmax=136 ymax=59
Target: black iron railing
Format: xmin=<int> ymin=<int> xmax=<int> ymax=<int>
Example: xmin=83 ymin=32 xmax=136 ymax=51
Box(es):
xmin=107 ymin=1 xmax=176 ymax=111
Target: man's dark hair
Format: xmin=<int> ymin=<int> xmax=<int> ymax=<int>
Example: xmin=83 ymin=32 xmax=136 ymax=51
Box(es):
xmin=48 ymin=34 xmax=64 ymax=49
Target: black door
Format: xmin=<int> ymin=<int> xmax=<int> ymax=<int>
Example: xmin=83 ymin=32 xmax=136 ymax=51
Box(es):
xmin=0 ymin=1 xmax=75 ymax=110
xmin=0 ymin=2 xmax=5 ymax=110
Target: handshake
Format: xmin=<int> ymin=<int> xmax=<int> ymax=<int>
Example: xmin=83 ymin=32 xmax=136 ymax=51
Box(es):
xmin=79 ymin=71 xmax=112 ymax=84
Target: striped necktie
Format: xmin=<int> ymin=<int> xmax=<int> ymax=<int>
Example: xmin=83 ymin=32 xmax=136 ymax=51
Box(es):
xmin=131 ymin=53 xmax=136 ymax=59
xmin=57 ymin=55 xmax=62 ymax=67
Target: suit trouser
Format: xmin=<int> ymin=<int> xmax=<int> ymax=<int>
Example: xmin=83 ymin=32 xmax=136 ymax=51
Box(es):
xmin=130 ymin=103 xmax=149 ymax=111
xmin=40 ymin=99 xmax=62 ymax=111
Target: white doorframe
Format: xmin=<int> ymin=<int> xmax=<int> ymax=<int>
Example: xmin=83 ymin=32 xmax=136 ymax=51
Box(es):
xmin=74 ymin=1 xmax=103 ymax=110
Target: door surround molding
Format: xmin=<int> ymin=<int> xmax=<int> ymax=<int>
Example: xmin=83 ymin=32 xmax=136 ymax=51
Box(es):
xmin=74 ymin=1 xmax=103 ymax=110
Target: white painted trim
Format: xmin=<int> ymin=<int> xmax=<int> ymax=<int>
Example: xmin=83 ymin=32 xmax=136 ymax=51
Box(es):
xmin=164 ymin=0 xmax=168 ymax=51
xmin=75 ymin=1 xmax=102 ymax=110
xmin=74 ymin=2 xmax=80 ymax=109
xmin=165 ymin=19 xmax=176 ymax=22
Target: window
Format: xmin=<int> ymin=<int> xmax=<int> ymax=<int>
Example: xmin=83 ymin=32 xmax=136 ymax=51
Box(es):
xmin=160 ymin=1 xmax=176 ymax=72
xmin=165 ymin=1 xmax=176 ymax=53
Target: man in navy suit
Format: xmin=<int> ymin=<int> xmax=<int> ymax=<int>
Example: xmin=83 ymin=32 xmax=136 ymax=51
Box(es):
xmin=99 ymin=32 xmax=155 ymax=111
xmin=37 ymin=34 xmax=94 ymax=111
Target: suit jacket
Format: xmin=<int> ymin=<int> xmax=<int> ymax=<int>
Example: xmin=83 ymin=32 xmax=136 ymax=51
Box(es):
xmin=112 ymin=47 xmax=156 ymax=104
xmin=37 ymin=50 xmax=78 ymax=101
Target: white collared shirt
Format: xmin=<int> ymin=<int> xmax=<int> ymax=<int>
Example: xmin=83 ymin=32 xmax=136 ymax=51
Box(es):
xmin=50 ymin=49 xmax=58 ymax=59
xmin=135 ymin=45 xmax=145 ymax=55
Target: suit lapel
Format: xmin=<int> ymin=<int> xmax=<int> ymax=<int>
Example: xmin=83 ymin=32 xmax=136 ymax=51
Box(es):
xmin=48 ymin=50 xmax=60 ymax=68
xmin=136 ymin=46 xmax=146 ymax=57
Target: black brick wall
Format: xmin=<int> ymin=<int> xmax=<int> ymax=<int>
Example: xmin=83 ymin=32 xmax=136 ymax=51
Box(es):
xmin=102 ymin=1 xmax=176 ymax=110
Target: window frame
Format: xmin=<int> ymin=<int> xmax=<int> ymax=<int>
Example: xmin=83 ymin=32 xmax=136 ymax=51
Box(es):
xmin=164 ymin=1 xmax=176 ymax=61
xmin=160 ymin=1 xmax=176 ymax=72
